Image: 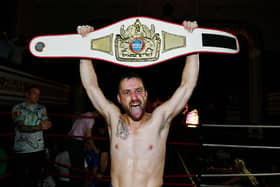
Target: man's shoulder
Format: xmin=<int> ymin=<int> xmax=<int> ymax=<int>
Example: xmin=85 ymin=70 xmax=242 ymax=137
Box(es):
xmin=14 ymin=102 xmax=25 ymax=106
xmin=36 ymin=103 xmax=46 ymax=109
xmin=13 ymin=102 xmax=45 ymax=109
xmin=12 ymin=102 xmax=26 ymax=110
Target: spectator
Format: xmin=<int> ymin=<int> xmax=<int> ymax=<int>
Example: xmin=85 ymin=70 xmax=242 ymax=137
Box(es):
xmin=68 ymin=110 xmax=98 ymax=187
xmin=11 ymin=86 xmax=52 ymax=187
xmin=92 ymin=117 xmax=110 ymax=187
xmin=54 ymin=142 xmax=71 ymax=187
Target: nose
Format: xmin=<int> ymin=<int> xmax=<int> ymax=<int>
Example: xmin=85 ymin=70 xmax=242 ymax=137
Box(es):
xmin=130 ymin=91 xmax=138 ymax=100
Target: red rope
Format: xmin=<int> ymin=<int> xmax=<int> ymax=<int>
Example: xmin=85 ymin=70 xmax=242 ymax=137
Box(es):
xmin=0 ymin=132 xmax=201 ymax=147
xmin=0 ymin=156 xmax=14 ymax=161
xmin=167 ymin=142 xmax=201 ymax=146
xmin=47 ymin=160 xmax=87 ymax=173
xmin=45 ymin=133 xmax=108 ymax=140
xmin=0 ymin=173 xmax=12 ymax=179
xmin=48 ymin=113 xmax=98 ymax=118
xmin=0 ymin=112 xmax=11 ymax=115
xmin=0 ymin=132 xmax=15 ymax=137
xmin=0 ymin=111 xmax=98 ymax=119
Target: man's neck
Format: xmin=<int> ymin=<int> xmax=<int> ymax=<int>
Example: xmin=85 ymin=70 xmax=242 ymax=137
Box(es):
xmin=25 ymin=101 xmax=37 ymax=106
xmin=123 ymin=113 xmax=150 ymax=128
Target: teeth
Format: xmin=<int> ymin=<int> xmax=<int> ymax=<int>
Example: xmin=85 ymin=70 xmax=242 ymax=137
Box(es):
xmin=131 ymin=104 xmax=140 ymax=107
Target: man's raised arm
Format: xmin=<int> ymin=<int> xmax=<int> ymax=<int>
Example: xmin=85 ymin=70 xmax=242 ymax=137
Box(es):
xmin=78 ymin=26 xmax=119 ymax=119
xmin=155 ymin=21 xmax=200 ymax=121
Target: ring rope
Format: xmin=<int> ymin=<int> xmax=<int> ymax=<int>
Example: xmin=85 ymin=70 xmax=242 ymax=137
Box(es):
xmin=0 ymin=156 xmax=14 ymax=161
xmin=2 ymin=132 xmax=280 ymax=150
xmin=200 ymin=185 xmax=248 ymax=187
xmin=46 ymin=133 xmax=200 ymax=146
xmin=48 ymin=160 xmax=88 ymax=173
xmin=2 ymin=111 xmax=280 ymax=128
xmin=203 ymin=143 xmax=280 ymax=149
xmin=164 ymin=174 xmax=198 ymax=178
xmin=0 ymin=173 xmax=12 ymax=179
xmin=0 ymin=132 xmax=201 ymax=147
xmin=0 ymin=133 xmax=15 ymax=137
xmin=202 ymin=124 xmax=280 ymax=128
xmin=163 ymin=183 xmax=196 ymax=186
xmin=201 ymin=172 xmax=280 ymax=177
xmin=48 ymin=112 xmax=98 ymax=118
xmin=0 ymin=111 xmax=98 ymax=119
xmin=44 ymin=171 xmax=196 ymax=186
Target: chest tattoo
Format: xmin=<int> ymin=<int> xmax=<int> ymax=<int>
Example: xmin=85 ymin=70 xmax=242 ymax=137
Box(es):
xmin=116 ymin=119 xmax=129 ymax=140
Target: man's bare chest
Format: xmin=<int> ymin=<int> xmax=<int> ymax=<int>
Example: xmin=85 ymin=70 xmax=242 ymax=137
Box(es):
xmin=111 ymin=127 xmax=163 ymax=159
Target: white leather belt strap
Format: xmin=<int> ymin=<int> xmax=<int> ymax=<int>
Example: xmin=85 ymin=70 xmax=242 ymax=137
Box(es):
xmin=29 ymin=17 xmax=239 ymax=68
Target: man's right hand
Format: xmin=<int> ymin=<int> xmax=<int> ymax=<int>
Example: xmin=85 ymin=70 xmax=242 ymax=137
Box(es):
xmin=40 ymin=120 xmax=52 ymax=130
xmin=182 ymin=20 xmax=198 ymax=33
xmin=77 ymin=25 xmax=94 ymax=37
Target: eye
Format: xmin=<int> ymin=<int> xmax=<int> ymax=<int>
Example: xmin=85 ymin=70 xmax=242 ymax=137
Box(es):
xmin=136 ymin=88 xmax=143 ymax=94
xmin=122 ymin=90 xmax=130 ymax=95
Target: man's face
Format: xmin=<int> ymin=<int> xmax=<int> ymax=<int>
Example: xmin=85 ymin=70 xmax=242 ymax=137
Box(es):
xmin=117 ymin=77 xmax=148 ymax=121
xmin=26 ymin=88 xmax=40 ymax=104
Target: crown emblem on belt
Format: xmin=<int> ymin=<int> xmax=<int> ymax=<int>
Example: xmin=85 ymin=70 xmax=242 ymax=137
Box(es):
xmin=115 ymin=19 xmax=161 ymax=62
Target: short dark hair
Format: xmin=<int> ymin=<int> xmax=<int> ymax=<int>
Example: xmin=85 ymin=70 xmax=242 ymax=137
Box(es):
xmin=25 ymin=85 xmax=39 ymax=93
xmin=118 ymin=72 xmax=146 ymax=91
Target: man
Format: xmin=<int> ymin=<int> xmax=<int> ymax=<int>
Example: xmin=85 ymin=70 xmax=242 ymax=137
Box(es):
xmin=54 ymin=146 xmax=70 ymax=187
xmin=84 ymin=116 xmax=110 ymax=187
xmin=67 ymin=110 xmax=99 ymax=187
xmin=93 ymin=117 xmax=110 ymax=185
xmin=78 ymin=20 xmax=199 ymax=187
xmin=11 ymin=86 xmax=52 ymax=187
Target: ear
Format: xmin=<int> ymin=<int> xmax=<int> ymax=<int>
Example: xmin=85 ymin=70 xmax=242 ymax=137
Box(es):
xmin=144 ymin=90 xmax=148 ymax=99
xmin=117 ymin=93 xmax=121 ymax=104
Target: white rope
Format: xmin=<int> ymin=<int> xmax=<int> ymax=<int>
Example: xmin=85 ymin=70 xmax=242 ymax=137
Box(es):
xmin=200 ymin=185 xmax=246 ymax=187
xmin=202 ymin=124 xmax=280 ymax=128
xmin=203 ymin=143 xmax=280 ymax=150
xmin=201 ymin=172 xmax=280 ymax=177
xmin=200 ymin=185 xmax=247 ymax=187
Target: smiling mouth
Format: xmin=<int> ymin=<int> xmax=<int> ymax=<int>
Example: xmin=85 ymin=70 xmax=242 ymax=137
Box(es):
xmin=131 ymin=103 xmax=140 ymax=107
xmin=130 ymin=103 xmax=143 ymax=119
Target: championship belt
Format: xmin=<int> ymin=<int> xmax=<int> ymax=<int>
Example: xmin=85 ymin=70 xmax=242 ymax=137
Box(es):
xmin=29 ymin=17 xmax=239 ymax=68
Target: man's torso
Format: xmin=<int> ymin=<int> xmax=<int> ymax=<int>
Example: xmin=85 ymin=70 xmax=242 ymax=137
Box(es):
xmin=109 ymin=113 xmax=170 ymax=187
xmin=12 ymin=102 xmax=47 ymax=153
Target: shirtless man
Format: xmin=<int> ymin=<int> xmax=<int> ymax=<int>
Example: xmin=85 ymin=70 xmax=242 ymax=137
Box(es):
xmin=78 ymin=20 xmax=199 ymax=187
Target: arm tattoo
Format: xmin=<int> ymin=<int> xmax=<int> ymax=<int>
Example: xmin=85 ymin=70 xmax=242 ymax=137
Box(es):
xmin=116 ymin=119 xmax=129 ymax=140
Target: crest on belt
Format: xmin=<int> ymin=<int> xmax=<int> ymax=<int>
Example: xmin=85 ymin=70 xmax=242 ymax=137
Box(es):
xmin=115 ymin=19 xmax=161 ymax=62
